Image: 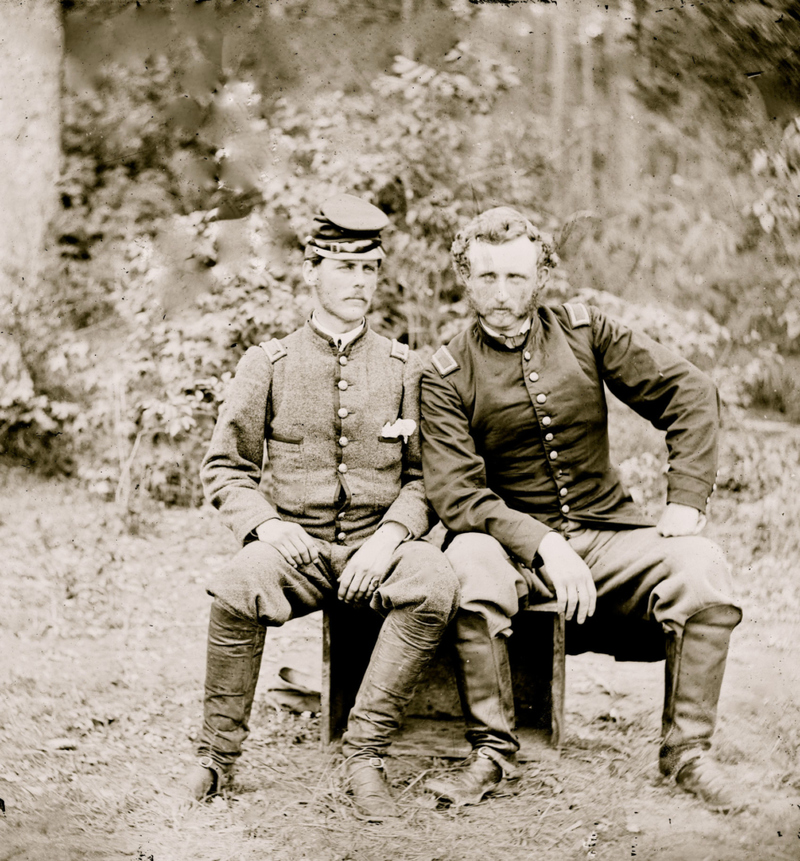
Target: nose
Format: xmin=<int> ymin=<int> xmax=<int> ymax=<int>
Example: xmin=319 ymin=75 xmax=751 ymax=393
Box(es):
xmin=352 ymin=264 xmax=366 ymax=286
xmin=494 ymin=278 xmax=510 ymax=301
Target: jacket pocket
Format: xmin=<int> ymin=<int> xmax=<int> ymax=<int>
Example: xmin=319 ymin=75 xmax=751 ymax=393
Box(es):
xmin=267 ymin=438 xmax=306 ymax=515
xmin=375 ymin=436 xmax=403 ymax=470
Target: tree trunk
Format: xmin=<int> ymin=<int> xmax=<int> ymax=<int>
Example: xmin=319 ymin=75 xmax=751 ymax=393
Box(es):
xmin=580 ymin=28 xmax=595 ymax=208
xmin=551 ymin=8 xmax=567 ymax=174
xmin=0 ymin=0 xmax=62 ymax=294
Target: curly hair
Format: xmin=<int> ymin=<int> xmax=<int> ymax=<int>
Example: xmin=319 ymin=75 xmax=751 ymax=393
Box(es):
xmin=451 ymin=207 xmax=557 ymax=285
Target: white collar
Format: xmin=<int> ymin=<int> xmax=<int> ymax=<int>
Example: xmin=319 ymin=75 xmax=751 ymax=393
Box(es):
xmin=311 ymin=312 xmax=365 ymax=352
xmin=479 ymin=316 xmax=532 ymax=339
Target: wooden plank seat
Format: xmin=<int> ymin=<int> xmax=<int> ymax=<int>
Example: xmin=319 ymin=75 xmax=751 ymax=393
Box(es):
xmin=321 ymin=600 xmax=566 ymax=760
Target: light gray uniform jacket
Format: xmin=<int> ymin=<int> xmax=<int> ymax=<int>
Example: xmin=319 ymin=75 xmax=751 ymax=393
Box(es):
xmin=201 ymin=319 xmax=433 ymax=547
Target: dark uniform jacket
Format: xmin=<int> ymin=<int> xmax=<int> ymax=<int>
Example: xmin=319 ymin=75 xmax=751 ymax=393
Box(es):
xmin=420 ymin=303 xmax=720 ymax=570
xmin=202 ymin=319 xmax=432 ymax=547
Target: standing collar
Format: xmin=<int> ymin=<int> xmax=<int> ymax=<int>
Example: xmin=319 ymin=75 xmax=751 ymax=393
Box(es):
xmin=477 ymin=316 xmax=532 ymax=351
xmin=308 ymin=313 xmax=367 ymax=352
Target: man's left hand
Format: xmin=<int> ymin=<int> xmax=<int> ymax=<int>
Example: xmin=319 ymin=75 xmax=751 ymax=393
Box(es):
xmin=337 ymin=522 xmax=408 ymax=604
xmin=657 ymin=502 xmax=706 ymax=537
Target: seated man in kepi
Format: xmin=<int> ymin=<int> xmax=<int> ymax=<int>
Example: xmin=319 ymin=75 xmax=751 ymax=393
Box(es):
xmin=186 ymin=193 xmax=459 ymax=821
xmin=419 ymin=205 xmax=742 ymax=813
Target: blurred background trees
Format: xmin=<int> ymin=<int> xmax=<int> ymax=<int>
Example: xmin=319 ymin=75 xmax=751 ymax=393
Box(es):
xmin=1 ymin=0 xmax=799 ymax=507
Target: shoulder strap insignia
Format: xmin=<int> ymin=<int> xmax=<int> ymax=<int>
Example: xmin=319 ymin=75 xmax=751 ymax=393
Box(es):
xmin=563 ymin=302 xmax=591 ymax=328
xmin=260 ymin=338 xmax=288 ymax=364
xmin=390 ymin=339 xmax=410 ymax=363
xmin=431 ymin=345 xmax=460 ymax=377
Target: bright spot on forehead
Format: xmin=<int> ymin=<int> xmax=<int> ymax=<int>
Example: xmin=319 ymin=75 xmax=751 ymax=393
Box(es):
xmin=468 ymin=236 xmax=539 ymax=274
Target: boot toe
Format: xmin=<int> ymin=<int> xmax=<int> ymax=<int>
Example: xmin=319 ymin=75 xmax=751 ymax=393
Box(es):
xmin=675 ymin=756 xmax=742 ymax=814
xmin=185 ymin=757 xmax=228 ymax=802
xmin=425 ymin=749 xmax=507 ymax=807
xmin=344 ymin=756 xmax=400 ymax=822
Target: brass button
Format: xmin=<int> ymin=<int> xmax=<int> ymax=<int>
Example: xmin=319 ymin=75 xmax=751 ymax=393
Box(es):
xmin=338 ymin=463 xmax=348 ymax=473
xmin=339 ymin=355 xmax=348 ymax=366
xmin=338 ymin=380 xmax=348 ymax=391
xmin=338 ymin=408 xmax=348 ymax=418
xmin=559 ymin=487 xmax=568 ymax=498
xmin=550 ymin=451 xmax=558 ymax=460
xmin=339 ymin=436 xmax=348 ymax=446
xmin=337 ymin=531 xmax=346 ymax=541
xmin=536 ymin=393 xmax=546 ymax=404
xmin=542 ymin=416 xmax=551 ymax=426
xmin=524 ymin=351 xmax=531 ymax=361
xmin=529 ymin=372 xmax=539 ymax=382
xmin=561 ymin=504 xmax=570 ymax=514
xmin=545 ymin=432 xmax=554 ymax=441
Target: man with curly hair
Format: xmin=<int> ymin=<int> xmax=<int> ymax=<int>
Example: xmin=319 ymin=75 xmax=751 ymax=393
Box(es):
xmin=420 ymin=206 xmax=741 ymax=813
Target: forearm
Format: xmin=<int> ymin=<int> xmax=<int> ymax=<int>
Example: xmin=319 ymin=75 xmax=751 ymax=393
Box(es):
xmin=200 ymin=347 xmax=278 ymax=544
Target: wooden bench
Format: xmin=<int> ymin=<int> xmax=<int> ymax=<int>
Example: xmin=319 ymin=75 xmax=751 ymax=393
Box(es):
xmin=321 ymin=601 xmax=566 ymax=759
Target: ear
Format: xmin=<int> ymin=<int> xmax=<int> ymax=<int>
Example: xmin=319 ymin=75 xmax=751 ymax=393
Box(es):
xmin=537 ymin=266 xmax=550 ymax=290
xmin=302 ymin=259 xmax=318 ymax=287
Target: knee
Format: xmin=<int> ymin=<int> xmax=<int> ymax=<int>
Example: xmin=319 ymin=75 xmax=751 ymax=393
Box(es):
xmin=445 ymin=532 xmax=518 ymax=599
xmin=683 ymin=537 xmax=732 ymax=593
xmin=413 ymin=544 xmax=461 ymax=620
xmin=384 ymin=542 xmax=460 ymax=621
xmin=210 ymin=542 xmax=292 ymax=624
xmin=446 ymin=533 xmax=507 ymax=578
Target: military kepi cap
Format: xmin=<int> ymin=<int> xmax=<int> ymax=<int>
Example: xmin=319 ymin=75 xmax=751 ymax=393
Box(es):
xmin=304 ymin=194 xmax=389 ymax=260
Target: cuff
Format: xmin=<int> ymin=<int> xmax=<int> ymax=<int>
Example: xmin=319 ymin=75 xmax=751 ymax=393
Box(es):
xmin=667 ymin=472 xmax=714 ymax=514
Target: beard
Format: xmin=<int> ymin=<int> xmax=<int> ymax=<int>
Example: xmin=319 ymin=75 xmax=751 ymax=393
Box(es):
xmin=465 ymin=287 xmax=541 ymax=321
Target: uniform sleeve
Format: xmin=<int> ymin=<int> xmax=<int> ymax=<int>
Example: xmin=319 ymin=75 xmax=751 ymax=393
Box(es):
xmin=591 ymin=309 xmax=719 ymax=512
xmin=379 ymin=351 xmax=435 ymax=539
xmin=420 ymin=363 xmax=551 ymax=565
xmin=200 ymin=346 xmax=281 ymax=545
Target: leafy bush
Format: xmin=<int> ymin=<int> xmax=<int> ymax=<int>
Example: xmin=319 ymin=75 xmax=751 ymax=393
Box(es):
xmin=0 ymin=299 xmax=80 ymax=474
xmin=43 ymin=20 xmax=800 ymax=508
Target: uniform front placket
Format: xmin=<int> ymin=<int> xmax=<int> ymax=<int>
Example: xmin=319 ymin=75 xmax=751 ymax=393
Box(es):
xmin=521 ymin=343 xmax=570 ymax=532
xmin=333 ymin=343 xmax=353 ymax=544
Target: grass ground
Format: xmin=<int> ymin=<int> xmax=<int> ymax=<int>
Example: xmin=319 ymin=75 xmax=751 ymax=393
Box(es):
xmin=1 ymin=421 xmax=800 ymax=861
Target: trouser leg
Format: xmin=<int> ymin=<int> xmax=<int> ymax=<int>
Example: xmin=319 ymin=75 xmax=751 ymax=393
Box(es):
xmin=660 ymin=603 xmax=742 ymax=775
xmin=442 ymin=532 xmax=527 ymax=757
xmin=341 ymin=540 xmax=460 ymax=757
xmin=193 ymin=540 xmax=330 ymax=791
xmin=196 ymin=599 xmax=266 ymax=771
xmin=340 ymin=540 xmax=459 ymax=820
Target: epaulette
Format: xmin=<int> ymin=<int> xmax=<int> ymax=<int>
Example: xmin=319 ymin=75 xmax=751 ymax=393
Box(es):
xmin=563 ymin=302 xmax=591 ymax=328
xmin=431 ymin=345 xmax=460 ymax=377
xmin=390 ymin=339 xmax=410 ymax=363
xmin=259 ymin=338 xmax=288 ymax=363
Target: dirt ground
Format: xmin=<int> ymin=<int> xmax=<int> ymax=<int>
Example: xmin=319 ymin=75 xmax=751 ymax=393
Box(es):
xmin=1 ymin=466 xmax=799 ymax=861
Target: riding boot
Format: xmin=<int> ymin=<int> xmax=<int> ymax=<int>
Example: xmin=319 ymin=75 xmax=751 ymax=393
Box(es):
xmin=659 ymin=603 xmax=742 ymax=812
xmin=188 ymin=600 xmax=266 ymax=800
xmin=425 ymin=611 xmax=520 ymax=806
xmin=342 ymin=608 xmax=446 ymax=820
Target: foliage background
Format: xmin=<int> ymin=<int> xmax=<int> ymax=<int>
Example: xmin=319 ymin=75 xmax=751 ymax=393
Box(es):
xmin=2 ymin=0 xmax=800 ymax=510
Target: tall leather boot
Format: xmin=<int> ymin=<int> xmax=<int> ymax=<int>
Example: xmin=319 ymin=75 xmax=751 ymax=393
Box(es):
xmin=660 ymin=603 xmax=742 ymax=812
xmin=342 ymin=609 xmax=446 ymax=821
xmin=187 ymin=600 xmax=266 ymax=801
xmin=425 ymin=611 xmax=520 ymax=807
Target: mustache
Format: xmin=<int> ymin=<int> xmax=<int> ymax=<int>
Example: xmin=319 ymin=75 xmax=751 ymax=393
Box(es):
xmin=465 ymin=290 xmax=541 ymax=316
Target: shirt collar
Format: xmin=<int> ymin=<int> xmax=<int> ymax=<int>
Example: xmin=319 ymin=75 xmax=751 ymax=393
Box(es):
xmin=478 ymin=316 xmax=532 ymax=350
xmin=310 ymin=312 xmax=366 ymax=352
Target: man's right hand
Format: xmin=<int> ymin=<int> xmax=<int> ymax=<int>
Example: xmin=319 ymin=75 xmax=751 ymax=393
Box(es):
xmin=256 ymin=519 xmax=320 ymax=568
xmin=536 ymin=532 xmax=597 ymax=624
